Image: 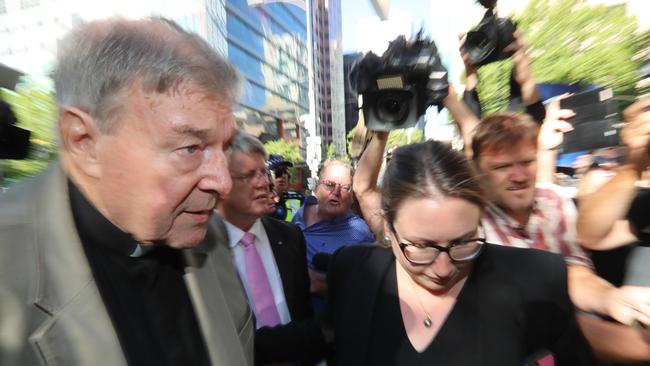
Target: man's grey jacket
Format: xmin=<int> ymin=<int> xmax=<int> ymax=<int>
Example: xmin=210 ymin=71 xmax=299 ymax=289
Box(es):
xmin=0 ymin=163 xmax=254 ymax=365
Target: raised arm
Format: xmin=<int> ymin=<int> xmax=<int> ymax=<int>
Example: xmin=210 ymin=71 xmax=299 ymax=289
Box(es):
xmin=568 ymin=263 xmax=650 ymax=327
xmin=510 ymin=33 xmax=540 ymax=106
xmin=506 ymin=31 xmax=546 ymax=123
xmin=536 ymin=95 xmax=574 ymax=183
xmin=459 ymin=33 xmax=482 ymax=119
xmin=444 ymin=85 xmax=481 ymax=160
xmin=353 ymin=130 xmax=388 ymax=237
xmin=577 ymin=98 xmax=650 ymax=248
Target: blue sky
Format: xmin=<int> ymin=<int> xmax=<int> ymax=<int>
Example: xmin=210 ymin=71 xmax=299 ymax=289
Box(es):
xmin=342 ymin=0 xmax=433 ymax=53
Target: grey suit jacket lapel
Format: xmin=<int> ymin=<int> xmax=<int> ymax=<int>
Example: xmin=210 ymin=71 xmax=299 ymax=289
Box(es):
xmin=184 ymin=214 xmax=254 ymax=366
xmin=29 ymin=163 xmax=125 ymax=365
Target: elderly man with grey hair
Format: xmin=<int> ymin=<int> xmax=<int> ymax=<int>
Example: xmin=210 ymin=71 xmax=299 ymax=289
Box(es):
xmin=0 ymin=18 xmax=253 ymax=366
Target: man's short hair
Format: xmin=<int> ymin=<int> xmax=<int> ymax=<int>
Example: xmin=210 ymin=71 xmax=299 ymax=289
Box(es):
xmin=53 ymin=17 xmax=241 ymax=133
xmin=318 ymin=159 xmax=354 ymax=180
xmin=229 ymin=132 xmax=267 ymax=159
xmin=471 ymin=112 xmax=539 ymax=160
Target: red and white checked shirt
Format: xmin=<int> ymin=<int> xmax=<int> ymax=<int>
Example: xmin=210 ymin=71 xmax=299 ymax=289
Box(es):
xmin=482 ymin=183 xmax=592 ymax=267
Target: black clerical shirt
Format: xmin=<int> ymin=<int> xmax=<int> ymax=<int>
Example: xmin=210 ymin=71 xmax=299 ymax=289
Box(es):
xmin=69 ymin=182 xmax=210 ymax=366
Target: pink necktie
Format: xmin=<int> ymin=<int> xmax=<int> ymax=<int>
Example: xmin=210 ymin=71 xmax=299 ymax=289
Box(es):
xmin=240 ymin=232 xmax=281 ymax=327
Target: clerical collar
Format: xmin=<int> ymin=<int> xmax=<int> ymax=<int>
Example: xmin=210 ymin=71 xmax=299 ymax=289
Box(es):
xmin=68 ymin=180 xmax=152 ymax=257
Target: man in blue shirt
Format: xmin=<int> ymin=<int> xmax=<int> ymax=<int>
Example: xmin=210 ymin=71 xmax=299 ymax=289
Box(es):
xmin=292 ymin=160 xmax=375 ymax=296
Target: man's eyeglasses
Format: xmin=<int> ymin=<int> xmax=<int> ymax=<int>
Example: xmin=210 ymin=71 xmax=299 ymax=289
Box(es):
xmin=391 ymin=225 xmax=485 ymax=264
xmin=232 ymin=168 xmax=271 ymax=185
xmin=318 ymin=180 xmax=352 ymax=193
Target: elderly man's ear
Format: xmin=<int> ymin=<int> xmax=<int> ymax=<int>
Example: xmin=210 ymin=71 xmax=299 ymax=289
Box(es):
xmin=58 ymin=107 xmax=102 ymax=178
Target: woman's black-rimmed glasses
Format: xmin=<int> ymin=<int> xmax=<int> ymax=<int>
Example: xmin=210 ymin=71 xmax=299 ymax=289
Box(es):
xmin=391 ymin=225 xmax=486 ymax=264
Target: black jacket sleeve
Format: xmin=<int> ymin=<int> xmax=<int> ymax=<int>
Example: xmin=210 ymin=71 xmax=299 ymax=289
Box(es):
xmin=525 ymin=100 xmax=546 ymax=124
xmin=522 ymin=251 xmax=595 ymax=365
xmin=255 ymin=318 xmax=329 ymax=364
xmin=462 ymin=88 xmax=482 ymax=119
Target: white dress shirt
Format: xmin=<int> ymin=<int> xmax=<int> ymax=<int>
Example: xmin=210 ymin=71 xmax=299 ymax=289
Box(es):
xmin=224 ymin=218 xmax=292 ymax=328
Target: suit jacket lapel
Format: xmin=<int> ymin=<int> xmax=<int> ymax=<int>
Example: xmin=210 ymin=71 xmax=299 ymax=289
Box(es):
xmin=261 ymin=217 xmax=296 ymax=313
xmin=30 ymin=163 xmax=125 ymax=365
xmin=183 ymin=215 xmax=254 ymax=366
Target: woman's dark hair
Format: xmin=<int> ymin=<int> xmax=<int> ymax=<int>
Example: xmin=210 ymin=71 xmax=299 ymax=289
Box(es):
xmin=381 ymin=140 xmax=485 ymax=230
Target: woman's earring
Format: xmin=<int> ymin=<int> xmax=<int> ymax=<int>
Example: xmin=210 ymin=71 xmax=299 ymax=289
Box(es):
xmin=383 ymin=235 xmax=390 ymax=244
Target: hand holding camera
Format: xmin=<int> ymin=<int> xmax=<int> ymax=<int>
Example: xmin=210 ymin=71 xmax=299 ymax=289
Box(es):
xmin=458 ymin=33 xmax=479 ymax=91
xmin=507 ymin=31 xmax=540 ymax=106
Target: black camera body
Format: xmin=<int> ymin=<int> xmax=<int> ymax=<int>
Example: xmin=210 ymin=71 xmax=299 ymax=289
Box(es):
xmin=465 ymin=9 xmax=517 ymax=67
xmin=350 ymin=33 xmax=448 ymax=131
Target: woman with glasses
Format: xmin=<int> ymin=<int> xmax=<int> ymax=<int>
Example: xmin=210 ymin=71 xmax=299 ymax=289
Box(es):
xmin=318 ymin=138 xmax=593 ymax=365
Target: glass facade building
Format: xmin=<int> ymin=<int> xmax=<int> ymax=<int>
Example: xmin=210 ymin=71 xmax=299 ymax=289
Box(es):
xmin=221 ymin=0 xmax=309 ymax=142
xmin=0 ymin=0 xmax=311 ymax=145
xmin=310 ymin=0 xmax=344 ymax=153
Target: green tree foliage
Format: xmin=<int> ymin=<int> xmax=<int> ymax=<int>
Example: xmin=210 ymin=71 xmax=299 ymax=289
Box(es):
xmin=632 ymin=27 xmax=650 ymax=97
xmin=263 ymin=139 xmax=303 ymax=164
xmin=1 ymin=78 xmax=58 ymax=184
xmin=632 ymin=28 xmax=650 ymax=63
xmin=325 ymin=142 xmax=350 ymax=163
xmin=386 ymin=129 xmax=424 ymax=149
xmin=346 ymin=128 xmax=357 ymax=155
xmin=326 ymin=142 xmax=337 ymax=159
xmin=477 ymin=0 xmax=641 ymax=114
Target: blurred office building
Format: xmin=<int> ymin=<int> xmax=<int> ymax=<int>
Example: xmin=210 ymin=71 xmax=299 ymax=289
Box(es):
xmin=1 ymin=0 xmax=348 ymax=160
xmin=309 ymin=0 xmax=345 ymax=155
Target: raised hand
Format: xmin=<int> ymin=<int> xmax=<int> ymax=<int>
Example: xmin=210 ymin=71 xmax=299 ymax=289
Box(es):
xmin=538 ymin=93 xmax=575 ymax=151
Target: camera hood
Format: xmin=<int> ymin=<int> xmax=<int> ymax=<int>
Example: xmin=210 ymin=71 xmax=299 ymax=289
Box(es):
xmin=349 ymin=31 xmax=448 ymax=131
xmin=465 ymin=29 xmax=497 ymax=66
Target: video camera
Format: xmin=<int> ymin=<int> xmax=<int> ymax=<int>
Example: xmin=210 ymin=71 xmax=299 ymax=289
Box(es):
xmin=464 ymin=3 xmax=517 ymax=67
xmin=350 ymin=31 xmax=449 ymax=131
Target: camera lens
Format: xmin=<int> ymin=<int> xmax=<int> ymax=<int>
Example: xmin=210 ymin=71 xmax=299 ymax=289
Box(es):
xmin=375 ymin=91 xmax=411 ymax=124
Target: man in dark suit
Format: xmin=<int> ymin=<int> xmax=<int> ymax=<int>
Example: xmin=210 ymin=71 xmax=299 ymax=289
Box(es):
xmin=217 ymin=132 xmax=317 ymax=364
xmin=0 ymin=17 xmax=253 ymax=366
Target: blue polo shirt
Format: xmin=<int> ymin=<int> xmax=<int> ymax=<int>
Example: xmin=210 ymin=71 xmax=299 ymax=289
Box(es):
xmin=292 ymin=196 xmax=375 ymax=269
